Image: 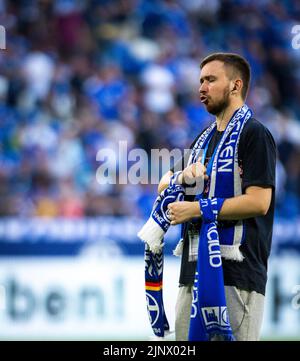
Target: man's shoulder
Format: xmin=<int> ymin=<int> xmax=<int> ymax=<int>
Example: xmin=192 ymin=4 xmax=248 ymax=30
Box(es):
xmin=241 ymin=117 xmax=275 ymax=144
xmin=243 ymin=117 xmax=264 ymax=132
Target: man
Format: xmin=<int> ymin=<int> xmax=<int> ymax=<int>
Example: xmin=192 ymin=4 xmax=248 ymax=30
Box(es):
xmin=158 ymin=53 xmax=276 ymax=341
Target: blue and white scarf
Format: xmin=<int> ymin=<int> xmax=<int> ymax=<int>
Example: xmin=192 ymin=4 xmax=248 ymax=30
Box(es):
xmin=187 ymin=104 xmax=252 ymax=340
xmin=188 ymin=104 xmax=252 ymax=261
xmin=144 ymin=244 xmax=170 ymax=338
xmin=138 ymin=173 xmax=185 ymax=337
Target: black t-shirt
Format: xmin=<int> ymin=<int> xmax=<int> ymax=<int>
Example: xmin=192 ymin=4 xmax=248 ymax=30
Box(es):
xmin=171 ymin=118 xmax=276 ymax=295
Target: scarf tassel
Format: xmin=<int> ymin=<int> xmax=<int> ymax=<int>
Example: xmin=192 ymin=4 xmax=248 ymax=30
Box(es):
xmin=138 ymin=217 xmax=165 ymax=254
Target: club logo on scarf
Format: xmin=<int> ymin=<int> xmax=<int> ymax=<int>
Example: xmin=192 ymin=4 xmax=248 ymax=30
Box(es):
xmin=146 ymin=292 xmax=160 ymax=326
xmin=151 ymin=185 xmax=184 ymax=231
xmin=160 ymin=195 xmax=175 ymax=223
xmin=201 ymin=306 xmax=230 ymax=328
xmin=160 ymin=190 xmax=184 ymax=222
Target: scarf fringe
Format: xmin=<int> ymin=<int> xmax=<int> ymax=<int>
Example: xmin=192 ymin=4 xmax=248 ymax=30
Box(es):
xmin=138 ymin=217 xmax=164 ymax=254
xmin=220 ymin=244 xmax=244 ymax=262
xmin=173 ymin=238 xmax=184 ymax=257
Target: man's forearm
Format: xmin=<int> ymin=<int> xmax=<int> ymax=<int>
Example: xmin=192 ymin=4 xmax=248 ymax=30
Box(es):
xmin=218 ymin=194 xmax=269 ymax=220
xmin=182 ymin=196 xmax=267 ymax=224
xmin=191 ymin=191 xmax=271 ymax=221
xmin=157 ymin=171 xmax=173 ymax=194
xmin=218 ymin=186 xmax=272 ymax=220
xmin=167 ymin=185 xmax=272 ymax=225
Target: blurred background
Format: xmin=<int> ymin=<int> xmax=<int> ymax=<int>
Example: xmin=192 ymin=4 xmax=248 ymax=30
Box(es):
xmin=0 ymin=0 xmax=300 ymax=340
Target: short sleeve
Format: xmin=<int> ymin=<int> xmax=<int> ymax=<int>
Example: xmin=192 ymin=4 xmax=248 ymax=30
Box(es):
xmin=239 ymin=119 xmax=276 ymax=191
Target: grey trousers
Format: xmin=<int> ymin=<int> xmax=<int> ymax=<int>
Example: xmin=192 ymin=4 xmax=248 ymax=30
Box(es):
xmin=175 ymin=284 xmax=265 ymax=341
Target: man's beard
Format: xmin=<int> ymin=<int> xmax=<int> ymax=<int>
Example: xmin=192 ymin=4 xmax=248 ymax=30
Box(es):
xmin=206 ymin=86 xmax=230 ymax=116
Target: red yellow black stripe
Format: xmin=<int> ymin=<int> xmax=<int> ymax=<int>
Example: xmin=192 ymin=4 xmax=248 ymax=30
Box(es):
xmin=145 ymin=281 xmax=163 ymax=291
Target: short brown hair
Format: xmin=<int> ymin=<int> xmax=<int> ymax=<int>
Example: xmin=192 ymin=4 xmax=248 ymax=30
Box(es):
xmin=200 ymin=52 xmax=251 ymax=100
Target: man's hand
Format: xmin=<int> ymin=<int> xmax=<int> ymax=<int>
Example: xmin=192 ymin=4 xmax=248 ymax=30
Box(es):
xmin=157 ymin=163 xmax=208 ymax=194
xmin=168 ymin=201 xmax=201 ymax=225
xmin=179 ymin=162 xmax=208 ymax=186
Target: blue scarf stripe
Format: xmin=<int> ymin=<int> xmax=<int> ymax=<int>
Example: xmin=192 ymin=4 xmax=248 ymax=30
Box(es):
xmin=188 ymin=198 xmax=235 ymax=341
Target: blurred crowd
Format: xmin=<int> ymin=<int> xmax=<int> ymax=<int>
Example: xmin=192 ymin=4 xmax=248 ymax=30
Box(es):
xmin=0 ymin=0 xmax=300 ymax=219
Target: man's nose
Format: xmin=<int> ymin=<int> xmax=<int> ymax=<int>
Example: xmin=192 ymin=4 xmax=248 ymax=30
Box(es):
xmin=199 ymin=82 xmax=207 ymax=94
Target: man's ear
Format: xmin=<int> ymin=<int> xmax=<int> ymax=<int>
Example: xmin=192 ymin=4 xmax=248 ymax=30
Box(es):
xmin=230 ymin=79 xmax=243 ymax=94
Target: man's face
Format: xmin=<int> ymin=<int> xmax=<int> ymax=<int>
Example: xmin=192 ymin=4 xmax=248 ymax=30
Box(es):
xmin=199 ymin=60 xmax=231 ymax=116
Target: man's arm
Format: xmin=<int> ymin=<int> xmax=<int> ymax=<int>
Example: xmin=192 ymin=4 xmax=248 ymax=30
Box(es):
xmin=167 ymin=185 xmax=272 ymax=225
xmin=157 ymin=171 xmax=173 ymax=194
xmin=218 ymin=186 xmax=272 ymax=220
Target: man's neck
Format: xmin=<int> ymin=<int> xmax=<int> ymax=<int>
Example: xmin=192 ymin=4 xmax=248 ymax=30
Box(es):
xmin=216 ymin=100 xmax=244 ymax=131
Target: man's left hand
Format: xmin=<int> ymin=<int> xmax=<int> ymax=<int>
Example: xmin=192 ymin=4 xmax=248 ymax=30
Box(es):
xmin=168 ymin=201 xmax=201 ymax=225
